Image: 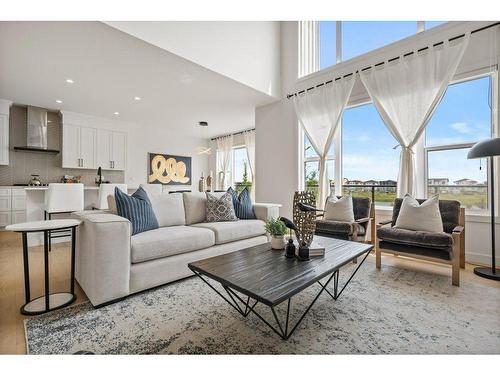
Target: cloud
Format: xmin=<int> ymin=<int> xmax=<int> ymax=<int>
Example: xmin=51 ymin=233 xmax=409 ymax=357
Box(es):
xmin=450 ymin=122 xmax=471 ymax=134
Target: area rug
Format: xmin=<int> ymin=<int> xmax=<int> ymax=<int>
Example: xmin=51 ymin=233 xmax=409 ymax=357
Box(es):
xmin=24 ymin=263 xmax=500 ymax=354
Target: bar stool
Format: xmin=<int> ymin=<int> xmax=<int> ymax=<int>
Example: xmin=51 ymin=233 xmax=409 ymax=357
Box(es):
xmin=94 ymin=183 xmax=127 ymax=210
xmin=6 ymin=219 xmax=81 ymax=315
xmin=44 ymin=183 xmax=84 ymax=244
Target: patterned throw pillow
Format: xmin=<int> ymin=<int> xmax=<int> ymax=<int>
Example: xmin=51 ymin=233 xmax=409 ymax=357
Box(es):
xmin=206 ymin=192 xmax=238 ymax=222
xmin=115 ymin=186 xmax=159 ymax=235
xmin=227 ymin=187 xmax=256 ymax=219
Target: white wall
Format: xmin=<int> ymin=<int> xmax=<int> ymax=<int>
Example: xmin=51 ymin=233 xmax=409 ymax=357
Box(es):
xmin=106 ymin=21 xmax=281 ymax=98
xmin=256 ymin=21 xmax=500 ymax=266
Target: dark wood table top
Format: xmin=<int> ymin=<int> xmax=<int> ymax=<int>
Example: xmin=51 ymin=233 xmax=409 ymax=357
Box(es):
xmin=188 ymin=236 xmax=373 ymax=306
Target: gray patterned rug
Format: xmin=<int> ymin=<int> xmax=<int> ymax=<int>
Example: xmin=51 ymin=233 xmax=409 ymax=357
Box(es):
xmin=24 ymin=263 xmax=500 ymax=354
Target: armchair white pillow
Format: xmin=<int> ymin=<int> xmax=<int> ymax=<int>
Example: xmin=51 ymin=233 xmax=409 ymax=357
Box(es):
xmin=323 ymin=195 xmax=355 ymax=223
xmin=395 ymin=194 xmax=444 ymax=233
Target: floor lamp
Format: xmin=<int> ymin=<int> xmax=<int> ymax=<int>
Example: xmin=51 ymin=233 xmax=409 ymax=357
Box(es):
xmin=467 ymin=138 xmax=500 ymax=281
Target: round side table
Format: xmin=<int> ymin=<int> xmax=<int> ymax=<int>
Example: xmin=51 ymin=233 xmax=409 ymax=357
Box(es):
xmin=6 ymin=219 xmax=81 ymax=315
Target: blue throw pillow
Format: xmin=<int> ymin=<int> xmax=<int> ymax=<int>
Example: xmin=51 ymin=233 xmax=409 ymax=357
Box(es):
xmin=227 ymin=187 xmax=256 ymax=219
xmin=115 ymin=186 xmax=159 ymax=235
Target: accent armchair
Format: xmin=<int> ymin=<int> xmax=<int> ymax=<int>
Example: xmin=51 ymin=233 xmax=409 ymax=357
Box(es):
xmin=376 ymin=198 xmax=465 ymax=286
xmin=315 ymin=196 xmax=375 ymax=244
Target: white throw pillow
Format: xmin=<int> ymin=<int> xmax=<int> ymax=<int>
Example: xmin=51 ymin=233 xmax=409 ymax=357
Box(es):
xmin=323 ymin=195 xmax=355 ymax=222
xmin=395 ymin=194 xmax=444 ymax=233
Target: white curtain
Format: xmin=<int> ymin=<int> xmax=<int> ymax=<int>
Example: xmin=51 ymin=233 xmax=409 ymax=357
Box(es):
xmin=293 ymin=76 xmax=356 ymax=209
xmin=216 ymin=135 xmax=233 ymax=190
xmin=360 ymin=35 xmax=469 ymax=197
xmin=243 ymin=130 xmax=256 ymax=201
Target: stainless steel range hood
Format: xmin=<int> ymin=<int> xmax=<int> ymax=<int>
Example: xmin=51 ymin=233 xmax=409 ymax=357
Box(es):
xmin=27 ymin=106 xmax=48 ymax=149
xmin=13 ymin=106 xmax=59 ymax=154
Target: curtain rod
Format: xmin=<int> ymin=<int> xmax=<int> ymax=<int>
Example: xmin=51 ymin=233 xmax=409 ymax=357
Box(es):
xmin=211 ymin=128 xmax=255 ymax=141
xmin=286 ymin=21 xmax=500 ymax=99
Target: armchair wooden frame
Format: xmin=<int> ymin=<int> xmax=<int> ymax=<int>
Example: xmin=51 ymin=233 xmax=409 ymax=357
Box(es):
xmin=375 ymin=207 xmax=465 ymax=286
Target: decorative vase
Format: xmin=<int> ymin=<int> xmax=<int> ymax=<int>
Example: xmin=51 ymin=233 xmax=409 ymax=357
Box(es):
xmin=285 ymin=238 xmax=296 ymax=258
xmin=198 ymin=173 xmax=205 ymax=192
xmin=206 ymin=171 xmax=213 ymax=192
xmin=297 ymin=242 xmax=310 ymax=261
xmin=271 ymin=235 xmax=285 ymax=250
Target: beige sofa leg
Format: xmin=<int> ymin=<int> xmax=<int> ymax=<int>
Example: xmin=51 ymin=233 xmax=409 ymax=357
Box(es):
xmin=452 ymin=233 xmax=460 ymax=286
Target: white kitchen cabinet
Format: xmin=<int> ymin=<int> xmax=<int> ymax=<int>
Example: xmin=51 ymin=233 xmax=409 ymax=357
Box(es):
xmin=80 ymin=126 xmax=96 ymax=169
xmin=0 ymin=211 xmax=10 ymax=227
xmin=0 ymin=188 xmax=11 ymax=211
xmin=11 ymin=210 xmax=26 ymax=224
xmin=96 ymin=128 xmax=112 ymax=169
xmin=11 ymin=189 xmax=26 ymax=210
xmin=62 ymin=124 xmax=81 ymax=168
xmin=96 ymin=129 xmax=127 ymax=171
xmin=62 ymin=124 xmax=96 ymax=169
xmin=0 ymin=113 xmax=9 ymax=165
xmin=111 ymin=131 xmax=127 ymax=171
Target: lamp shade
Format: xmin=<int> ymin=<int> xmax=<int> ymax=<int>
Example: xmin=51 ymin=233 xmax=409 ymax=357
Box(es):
xmin=467 ymin=138 xmax=500 ymax=159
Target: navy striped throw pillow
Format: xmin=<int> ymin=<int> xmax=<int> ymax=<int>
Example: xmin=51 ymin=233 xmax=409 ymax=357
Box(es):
xmin=227 ymin=187 xmax=256 ymax=220
xmin=115 ymin=186 xmax=159 ymax=235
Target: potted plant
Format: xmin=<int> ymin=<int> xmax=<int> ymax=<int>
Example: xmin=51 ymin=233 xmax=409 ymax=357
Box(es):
xmin=265 ymin=217 xmax=287 ymax=250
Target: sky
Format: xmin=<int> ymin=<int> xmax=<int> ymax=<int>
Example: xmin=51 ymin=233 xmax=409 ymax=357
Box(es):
xmin=306 ymin=21 xmax=491 ymax=185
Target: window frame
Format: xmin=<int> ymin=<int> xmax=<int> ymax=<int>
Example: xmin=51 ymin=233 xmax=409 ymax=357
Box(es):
xmin=423 ymin=72 xmax=496 ymax=214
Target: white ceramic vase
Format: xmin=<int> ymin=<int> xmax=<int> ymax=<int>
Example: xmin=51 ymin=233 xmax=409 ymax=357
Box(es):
xmin=270 ymin=235 xmax=285 ymax=250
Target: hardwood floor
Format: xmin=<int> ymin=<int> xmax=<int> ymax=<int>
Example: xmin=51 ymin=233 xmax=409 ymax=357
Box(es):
xmin=0 ymin=231 xmax=498 ymax=354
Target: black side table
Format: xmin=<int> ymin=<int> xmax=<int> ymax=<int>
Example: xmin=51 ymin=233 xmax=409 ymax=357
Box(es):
xmin=6 ymin=219 xmax=81 ymax=315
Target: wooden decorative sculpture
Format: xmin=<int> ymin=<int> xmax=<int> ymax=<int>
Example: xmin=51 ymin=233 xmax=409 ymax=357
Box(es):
xmin=293 ymin=191 xmax=317 ymax=247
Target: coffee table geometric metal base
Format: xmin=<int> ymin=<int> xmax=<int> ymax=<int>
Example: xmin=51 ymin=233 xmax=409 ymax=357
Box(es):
xmin=190 ymin=238 xmax=372 ymax=340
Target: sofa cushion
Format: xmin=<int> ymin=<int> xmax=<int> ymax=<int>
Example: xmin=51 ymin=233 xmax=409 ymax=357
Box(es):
xmin=377 ymin=226 xmax=453 ymax=249
xmin=395 ymin=194 xmax=443 ymax=233
xmin=315 ymin=219 xmax=353 ymax=235
xmin=227 ymin=187 xmax=256 ymax=219
xmin=392 ymin=197 xmax=460 ymax=234
xmin=206 ymin=192 xmax=238 ymax=222
xmin=115 ymin=186 xmax=159 ymax=235
xmin=131 ymin=225 xmax=215 ymax=263
xmin=324 ymin=195 xmax=355 ymax=222
xmin=149 ymin=193 xmax=186 ymax=227
xmin=192 ymin=219 xmax=266 ymax=245
xmin=183 ymin=192 xmax=225 ymax=225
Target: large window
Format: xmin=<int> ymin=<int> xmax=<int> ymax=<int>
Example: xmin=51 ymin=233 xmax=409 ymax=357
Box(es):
xmin=318 ymin=21 xmax=449 ymax=71
xmin=342 ymin=22 xmax=417 ymax=62
xmin=303 ymin=136 xmax=334 ymax=201
xmin=425 ymin=75 xmax=493 ymax=211
xmin=232 ymin=147 xmax=252 ymax=193
xmin=342 ymin=103 xmax=399 ymax=206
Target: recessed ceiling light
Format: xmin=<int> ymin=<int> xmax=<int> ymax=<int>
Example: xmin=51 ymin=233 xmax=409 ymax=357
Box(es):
xmin=55 ymin=100 xmax=62 ymax=104
xmin=66 ymin=79 xmax=74 ymax=84
xmin=114 ymin=112 xmax=120 ymax=116
xmin=134 ymin=96 xmax=141 ymax=101
xmin=198 ymin=121 xmax=208 ymax=127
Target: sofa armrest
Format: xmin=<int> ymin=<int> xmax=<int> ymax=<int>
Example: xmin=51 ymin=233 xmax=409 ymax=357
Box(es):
xmin=72 ymin=211 xmax=132 ymax=306
xmin=253 ymin=203 xmax=281 ymax=221
xmin=377 ymin=219 xmax=392 ymax=228
xmin=356 ymin=217 xmax=370 ymax=224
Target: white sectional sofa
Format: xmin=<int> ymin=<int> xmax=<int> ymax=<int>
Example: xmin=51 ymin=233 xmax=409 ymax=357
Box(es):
xmin=72 ymin=191 xmax=280 ymax=307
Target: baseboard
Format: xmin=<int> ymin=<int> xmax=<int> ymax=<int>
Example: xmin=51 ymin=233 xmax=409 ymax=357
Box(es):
xmin=465 ymin=252 xmax=500 ymax=267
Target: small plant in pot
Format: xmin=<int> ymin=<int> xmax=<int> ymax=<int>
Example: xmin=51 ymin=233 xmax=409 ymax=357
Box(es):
xmin=265 ymin=217 xmax=287 ymax=250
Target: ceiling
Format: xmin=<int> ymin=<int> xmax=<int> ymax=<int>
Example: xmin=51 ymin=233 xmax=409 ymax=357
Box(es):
xmin=0 ymin=21 xmax=276 ymax=138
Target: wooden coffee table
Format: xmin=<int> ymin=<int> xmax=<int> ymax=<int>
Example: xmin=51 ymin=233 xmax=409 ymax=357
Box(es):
xmin=188 ymin=236 xmax=373 ymax=340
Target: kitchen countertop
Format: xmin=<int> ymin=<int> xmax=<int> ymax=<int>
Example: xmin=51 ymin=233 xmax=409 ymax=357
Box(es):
xmin=24 ymin=186 xmax=100 ymax=191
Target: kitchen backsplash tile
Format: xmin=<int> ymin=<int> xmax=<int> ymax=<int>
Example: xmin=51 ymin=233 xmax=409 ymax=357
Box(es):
xmin=0 ymin=104 xmax=124 ymax=186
